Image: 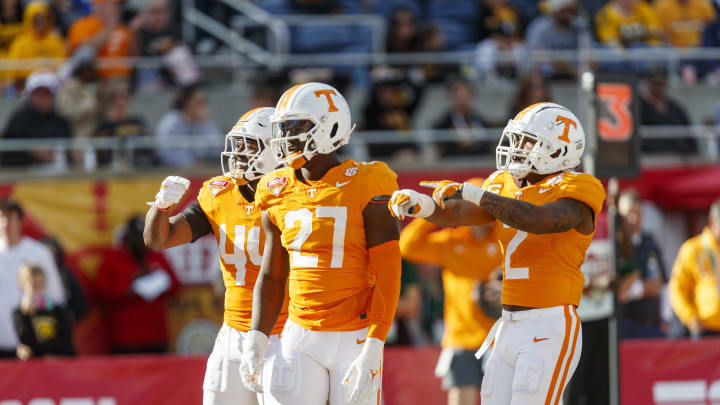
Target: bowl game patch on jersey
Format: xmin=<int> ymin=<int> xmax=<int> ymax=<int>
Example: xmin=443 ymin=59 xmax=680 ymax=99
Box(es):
xmin=267 ymin=176 xmax=288 ymax=196
xmin=208 ymin=180 xmax=230 ymax=196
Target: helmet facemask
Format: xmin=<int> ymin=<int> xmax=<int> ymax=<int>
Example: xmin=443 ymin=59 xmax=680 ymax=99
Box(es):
xmin=270 ymin=116 xmax=329 ymax=169
xmin=496 ymin=119 xmax=550 ymax=179
xmin=221 ymin=131 xmax=272 ymax=184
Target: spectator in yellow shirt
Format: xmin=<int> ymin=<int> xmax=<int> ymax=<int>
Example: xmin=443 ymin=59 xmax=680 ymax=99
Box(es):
xmin=595 ymin=0 xmax=664 ymax=48
xmin=400 ymin=179 xmax=503 ymax=405
xmin=670 ymin=199 xmax=720 ymax=336
xmin=7 ymin=1 xmax=66 ymax=86
xmin=655 ymin=0 xmax=715 ymax=48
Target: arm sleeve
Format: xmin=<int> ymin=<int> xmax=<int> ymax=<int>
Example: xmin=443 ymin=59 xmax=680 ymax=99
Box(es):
xmin=367 ymin=240 xmax=402 ymax=341
xmin=180 ymin=202 xmax=213 ymax=242
xmin=669 ymin=243 xmax=699 ymax=326
xmin=399 ymin=218 xmax=448 ymax=267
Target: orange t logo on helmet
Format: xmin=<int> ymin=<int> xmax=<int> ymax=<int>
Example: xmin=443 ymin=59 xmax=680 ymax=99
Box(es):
xmin=314 ymin=89 xmax=339 ymax=112
xmin=555 ymin=115 xmax=577 ymax=143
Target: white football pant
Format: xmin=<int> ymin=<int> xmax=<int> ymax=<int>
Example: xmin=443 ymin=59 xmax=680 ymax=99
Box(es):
xmin=479 ymin=305 xmax=582 ymax=405
xmin=203 ymin=323 xmax=282 ymax=405
xmin=258 ymin=320 xmax=381 ymax=405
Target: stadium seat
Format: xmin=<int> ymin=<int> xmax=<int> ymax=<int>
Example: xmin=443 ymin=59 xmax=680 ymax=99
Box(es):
xmin=432 ymin=18 xmax=474 ymax=50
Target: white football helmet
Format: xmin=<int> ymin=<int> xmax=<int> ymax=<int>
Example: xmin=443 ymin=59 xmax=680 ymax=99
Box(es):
xmin=221 ymin=107 xmax=280 ymax=184
xmin=270 ymin=82 xmax=355 ymax=169
xmin=496 ymin=102 xmax=585 ymax=179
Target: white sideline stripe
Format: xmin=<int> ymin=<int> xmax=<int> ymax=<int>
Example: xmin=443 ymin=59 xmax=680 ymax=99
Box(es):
xmin=653 ymin=380 xmax=706 ymax=402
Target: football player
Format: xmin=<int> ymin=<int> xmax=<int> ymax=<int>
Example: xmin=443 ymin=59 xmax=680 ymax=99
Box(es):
xmin=143 ymin=107 xmax=288 ymax=405
xmin=399 ymin=178 xmax=503 ymax=405
xmin=238 ymin=82 xmax=401 ymax=405
xmin=388 ymin=102 xmax=606 ymax=405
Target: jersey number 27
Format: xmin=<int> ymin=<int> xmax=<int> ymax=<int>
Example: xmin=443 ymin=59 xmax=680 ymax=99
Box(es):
xmin=284 ymin=207 xmax=347 ymax=268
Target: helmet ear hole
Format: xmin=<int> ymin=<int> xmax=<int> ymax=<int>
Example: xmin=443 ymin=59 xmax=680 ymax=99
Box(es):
xmin=329 ymin=123 xmax=338 ymax=139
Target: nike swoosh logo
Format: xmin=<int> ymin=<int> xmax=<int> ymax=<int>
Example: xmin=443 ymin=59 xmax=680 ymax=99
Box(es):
xmin=356 ymin=338 xmax=366 ymax=345
xmin=538 ymin=187 xmax=552 ymax=194
xmin=336 ymin=181 xmax=351 ymax=187
xmin=257 ymin=122 xmax=266 ymax=127
xmin=533 ymin=337 xmax=550 ymax=342
xmin=370 ymin=368 xmax=378 ymax=381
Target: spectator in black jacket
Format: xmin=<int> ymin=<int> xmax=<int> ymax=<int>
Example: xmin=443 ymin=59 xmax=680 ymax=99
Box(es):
xmin=433 ymin=77 xmax=492 ymax=156
xmin=639 ymin=67 xmax=696 ymax=154
xmin=1 ymin=70 xmax=71 ymax=168
xmin=13 ymin=264 xmax=75 ymax=360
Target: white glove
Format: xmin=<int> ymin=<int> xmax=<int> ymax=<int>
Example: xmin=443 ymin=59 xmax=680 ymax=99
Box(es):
xmin=147 ymin=176 xmax=190 ymax=210
xmin=342 ymin=337 xmax=384 ymax=403
xmin=239 ymin=329 xmax=268 ymax=393
xmin=388 ymin=189 xmax=435 ymax=220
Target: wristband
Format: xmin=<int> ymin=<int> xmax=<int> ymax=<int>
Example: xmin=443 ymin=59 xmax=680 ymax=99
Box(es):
xmin=461 ymin=182 xmax=485 ymax=205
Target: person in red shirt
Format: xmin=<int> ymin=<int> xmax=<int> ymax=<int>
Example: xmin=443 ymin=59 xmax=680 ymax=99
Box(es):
xmin=95 ymin=215 xmax=179 ymax=353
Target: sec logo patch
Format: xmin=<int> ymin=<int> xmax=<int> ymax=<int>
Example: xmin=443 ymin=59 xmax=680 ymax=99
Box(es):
xmin=344 ymin=167 xmax=358 ymax=177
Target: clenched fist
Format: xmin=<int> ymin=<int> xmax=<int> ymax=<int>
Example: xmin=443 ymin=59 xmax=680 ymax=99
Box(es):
xmin=147 ymin=176 xmax=190 ymax=210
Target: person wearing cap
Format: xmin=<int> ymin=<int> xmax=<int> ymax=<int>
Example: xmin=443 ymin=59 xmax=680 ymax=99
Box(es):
xmin=525 ymin=0 xmax=587 ymax=79
xmin=399 ymin=178 xmax=503 ymax=405
xmin=6 ymin=1 xmax=66 ymax=87
xmin=68 ymin=0 xmax=133 ymax=79
xmin=1 ymin=69 xmax=71 ymax=167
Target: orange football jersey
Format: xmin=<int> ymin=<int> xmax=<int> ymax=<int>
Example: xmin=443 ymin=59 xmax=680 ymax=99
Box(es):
xmin=400 ymin=219 xmax=503 ymax=349
xmin=256 ymin=159 xmax=399 ymax=331
xmin=197 ymin=176 xmax=288 ymax=335
xmin=483 ymin=170 xmax=606 ymax=308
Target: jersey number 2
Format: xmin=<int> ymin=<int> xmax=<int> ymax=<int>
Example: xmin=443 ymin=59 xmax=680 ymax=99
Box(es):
xmin=503 ymin=223 xmax=529 ymax=279
xmin=218 ymin=224 xmax=262 ymax=285
xmin=284 ymin=207 xmax=347 ymax=268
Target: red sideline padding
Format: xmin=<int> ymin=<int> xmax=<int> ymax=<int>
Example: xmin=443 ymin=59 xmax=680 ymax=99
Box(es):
xmin=0 ymin=347 xmax=445 ymax=405
xmin=620 ymin=337 xmax=720 ymax=404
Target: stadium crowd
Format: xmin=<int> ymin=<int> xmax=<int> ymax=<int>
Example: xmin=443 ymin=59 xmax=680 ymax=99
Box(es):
xmin=1 ymin=2 xmax=720 ymax=404
xmin=0 ymin=0 xmax=719 ymax=168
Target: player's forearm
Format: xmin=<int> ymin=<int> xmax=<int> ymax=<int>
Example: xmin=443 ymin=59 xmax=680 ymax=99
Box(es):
xmin=251 ymin=272 xmax=286 ymax=336
xmin=427 ymin=199 xmax=495 ymax=227
xmin=144 ymin=207 xmax=171 ymax=249
xmin=478 ymin=193 xmax=572 ymax=234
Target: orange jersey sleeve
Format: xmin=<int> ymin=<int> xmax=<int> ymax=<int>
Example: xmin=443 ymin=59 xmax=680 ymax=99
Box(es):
xmin=198 ymin=176 xmax=287 ymax=335
xmin=489 ymin=171 xmax=606 ymax=308
xmin=399 ymin=219 xmax=447 ymax=267
xmin=255 ymin=160 xmax=399 ymax=332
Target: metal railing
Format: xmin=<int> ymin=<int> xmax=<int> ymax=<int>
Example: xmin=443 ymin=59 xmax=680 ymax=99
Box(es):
xmin=3 ymin=46 xmax=720 ymax=71
xmin=0 ymin=126 xmax=716 ymax=178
